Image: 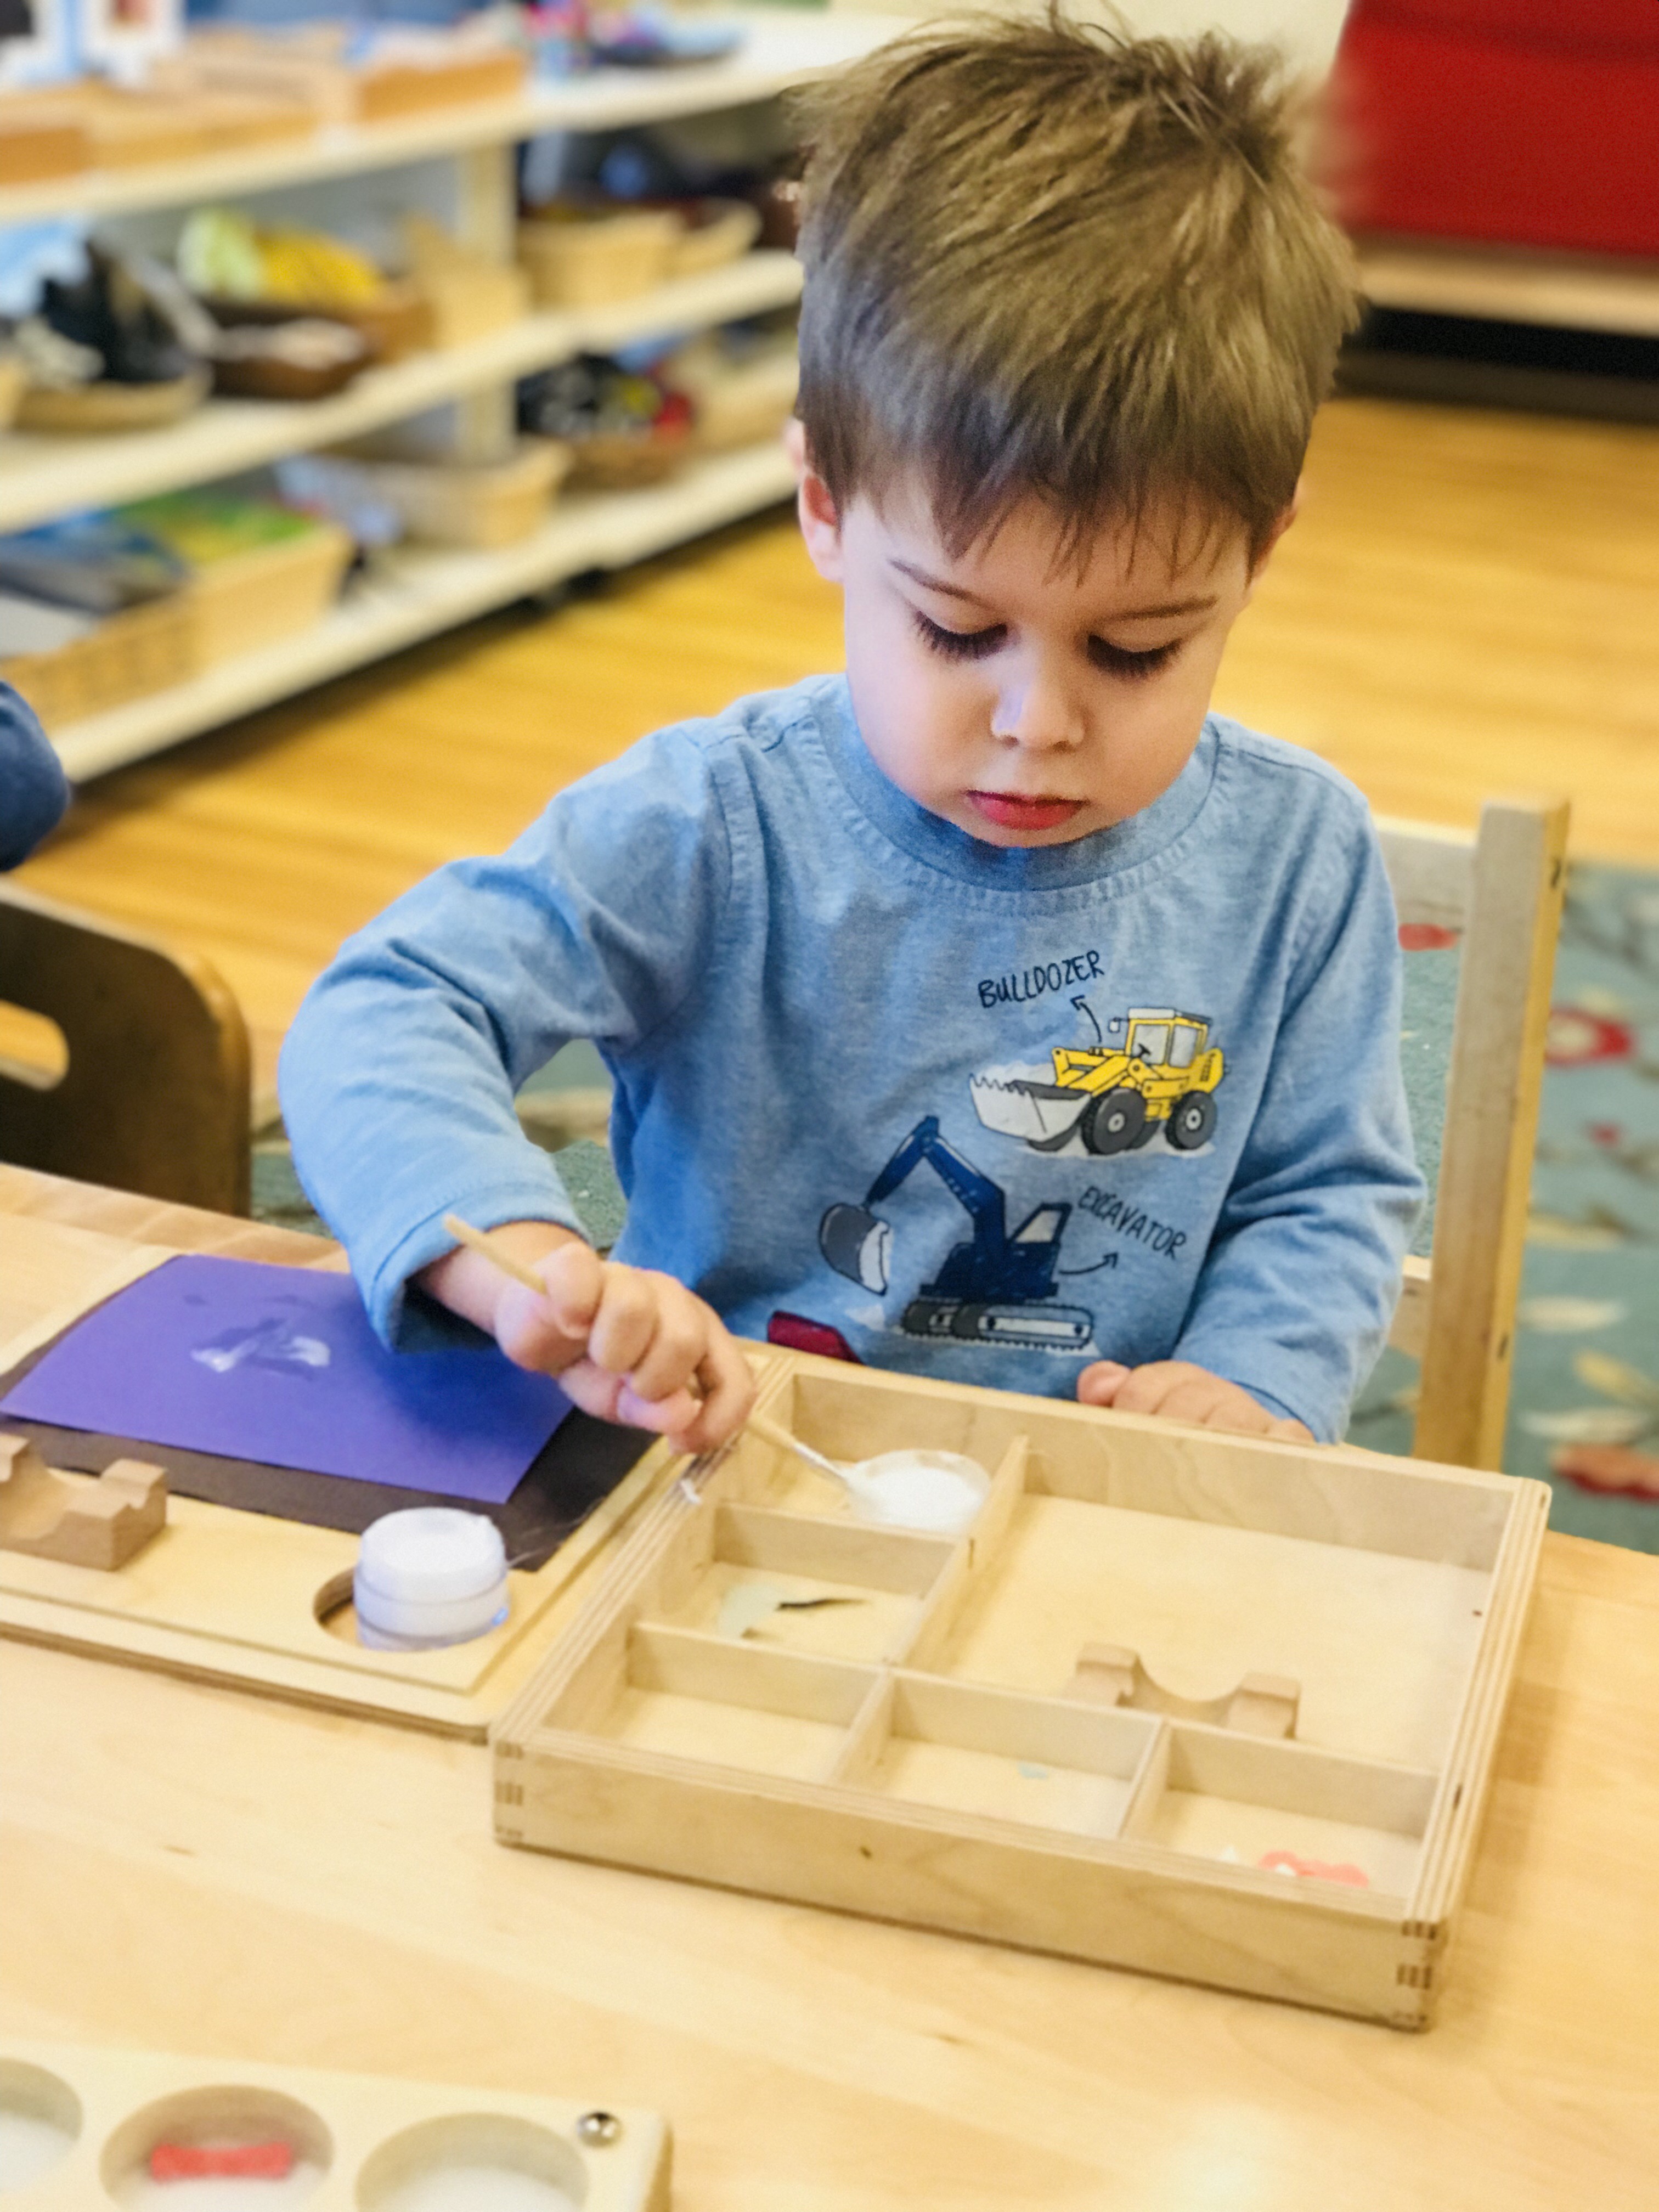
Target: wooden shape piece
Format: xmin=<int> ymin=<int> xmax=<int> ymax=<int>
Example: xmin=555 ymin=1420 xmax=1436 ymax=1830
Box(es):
xmin=1224 ymin=1672 xmax=1301 ymax=1740
xmin=0 ymin=1433 xmax=166 ymax=1571
xmin=1067 ymin=1641 xmax=1300 ymax=1739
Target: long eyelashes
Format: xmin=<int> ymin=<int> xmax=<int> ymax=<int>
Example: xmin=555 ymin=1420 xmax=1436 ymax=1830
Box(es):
xmin=911 ymin=610 xmax=1006 ymax=662
xmin=1086 ymin=637 xmax=1181 ymax=681
xmin=910 ymin=608 xmax=1182 ymax=682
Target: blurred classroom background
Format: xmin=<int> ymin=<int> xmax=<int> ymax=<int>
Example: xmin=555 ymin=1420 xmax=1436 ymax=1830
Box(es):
xmin=4 ymin=0 xmax=1659 ymax=1533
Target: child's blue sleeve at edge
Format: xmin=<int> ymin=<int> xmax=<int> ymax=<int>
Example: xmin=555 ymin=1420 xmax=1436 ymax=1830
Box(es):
xmin=279 ymin=725 xmax=733 ymax=1350
xmin=1173 ymin=812 xmax=1425 ymax=1442
xmin=0 ymin=684 xmax=70 ymax=870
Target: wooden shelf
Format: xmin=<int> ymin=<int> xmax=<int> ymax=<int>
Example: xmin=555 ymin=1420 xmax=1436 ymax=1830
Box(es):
xmin=0 ymin=9 xmax=894 ymax=225
xmin=1356 ymin=237 xmax=1659 ymax=338
xmin=0 ymin=253 xmax=802 ymax=532
xmin=48 ymin=437 xmax=798 ymax=780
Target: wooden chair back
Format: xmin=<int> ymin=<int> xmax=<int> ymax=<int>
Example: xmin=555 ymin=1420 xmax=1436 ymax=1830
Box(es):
xmin=0 ymin=881 xmax=251 ymax=1215
xmin=1376 ymin=797 xmax=1570 ymax=1468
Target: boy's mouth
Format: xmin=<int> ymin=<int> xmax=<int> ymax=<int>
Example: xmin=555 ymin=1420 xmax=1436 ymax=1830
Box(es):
xmin=966 ymin=792 xmax=1084 ymax=832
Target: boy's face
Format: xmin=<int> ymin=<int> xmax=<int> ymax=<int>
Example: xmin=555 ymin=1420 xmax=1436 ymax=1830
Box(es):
xmin=798 ymin=461 xmax=1286 ymax=847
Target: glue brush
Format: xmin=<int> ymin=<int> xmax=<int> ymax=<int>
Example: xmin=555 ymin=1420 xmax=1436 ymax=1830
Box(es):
xmin=442 ymin=1214 xmax=551 ymax=1294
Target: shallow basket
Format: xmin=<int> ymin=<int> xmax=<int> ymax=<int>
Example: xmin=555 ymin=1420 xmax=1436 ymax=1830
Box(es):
xmin=341 ymin=440 xmax=572 ymax=549
xmin=14 ymin=371 xmax=211 ymax=436
xmin=0 ymin=592 xmax=198 ymax=730
xmin=517 ymin=210 xmax=684 ymax=309
xmin=188 ymin=522 xmax=354 ymax=666
xmin=669 ymin=200 xmax=761 ymax=278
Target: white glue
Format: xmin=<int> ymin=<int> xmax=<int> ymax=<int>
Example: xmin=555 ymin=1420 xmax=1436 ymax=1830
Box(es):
xmin=837 ymin=1451 xmax=989 ymax=1537
xmin=0 ymin=2109 xmax=76 ymax=2191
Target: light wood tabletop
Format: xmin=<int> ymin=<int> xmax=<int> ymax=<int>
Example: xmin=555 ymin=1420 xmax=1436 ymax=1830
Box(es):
xmin=2 ymin=1166 xmax=1656 ymax=2210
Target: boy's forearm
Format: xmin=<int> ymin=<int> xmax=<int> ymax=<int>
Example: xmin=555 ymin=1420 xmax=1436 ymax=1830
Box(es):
xmin=417 ymin=1218 xmax=585 ymax=1336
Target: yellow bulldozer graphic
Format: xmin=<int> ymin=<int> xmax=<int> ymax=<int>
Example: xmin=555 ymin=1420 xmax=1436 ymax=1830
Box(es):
xmin=970 ymin=1006 xmax=1224 ymax=1156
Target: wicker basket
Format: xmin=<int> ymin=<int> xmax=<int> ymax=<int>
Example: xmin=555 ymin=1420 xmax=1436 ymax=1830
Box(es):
xmin=337 ymin=439 xmax=572 ymax=549
xmin=562 ymin=420 xmax=691 ymax=491
xmin=0 ymin=356 xmax=25 ymax=433
xmin=669 ymin=200 xmax=762 ymax=278
xmin=691 ymin=349 xmax=799 ymax=454
xmin=517 ymin=210 xmax=684 ymax=309
xmin=187 ymin=522 xmax=354 ymax=666
xmin=15 ymin=371 xmax=211 ymax=436
xmin=0 ymin=592 xmax=198 ymax=731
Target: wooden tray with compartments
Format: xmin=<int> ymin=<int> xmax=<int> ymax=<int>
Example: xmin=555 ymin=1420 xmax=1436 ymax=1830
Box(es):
xmin=494 ymin=1351 xmax=1548 ymax=2028
xmin=0 ymin=2038 xmax=668 ymax=2209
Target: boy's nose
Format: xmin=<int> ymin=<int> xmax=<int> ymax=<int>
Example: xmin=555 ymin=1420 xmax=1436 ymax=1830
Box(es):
xmin=990 ymin=661 xmax=1087 ymax=751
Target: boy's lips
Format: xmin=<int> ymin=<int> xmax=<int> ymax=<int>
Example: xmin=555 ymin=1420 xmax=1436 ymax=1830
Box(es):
xmin=966 ymin=791 xmax=1084 ymax=831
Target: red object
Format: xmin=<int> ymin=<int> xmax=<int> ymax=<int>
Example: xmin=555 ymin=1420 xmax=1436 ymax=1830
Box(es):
xmin=1544 ymin=1007 xmax=1636 ymax=1068
xmin=1551 ymin=1443 xmax=1659 ymax=1502
xmin=1327 ymin=2 xmax=1659 ymax=258
xmin=1398 ymin=923 xmax=1461 ymax=952
xmin=1258 ymin=1849 xmax=1370 ymax=1888
xmin=149 ymin=2141 xmax=295 ymax=2181
xmin=766 ymin=1311 xmax=862 ymax=1362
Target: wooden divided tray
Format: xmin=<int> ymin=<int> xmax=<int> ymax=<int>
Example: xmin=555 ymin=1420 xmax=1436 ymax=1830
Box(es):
xmin=0 ymin=2039 xmax=668 ymax=2208
xmin=494 ymin=1352 xmax=1549 ymax=2027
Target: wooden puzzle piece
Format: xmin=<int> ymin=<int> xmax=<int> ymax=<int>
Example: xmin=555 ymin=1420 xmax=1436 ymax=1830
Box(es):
xmin=0 ymin=1433 xmax=166 ymax=1571
xmin=1066 ymin=1641 xmax=1300 ymax=1739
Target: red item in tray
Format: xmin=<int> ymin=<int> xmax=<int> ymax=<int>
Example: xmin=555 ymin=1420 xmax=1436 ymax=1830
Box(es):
xmin=150 ymin=2140 xmax=295 ymax=2180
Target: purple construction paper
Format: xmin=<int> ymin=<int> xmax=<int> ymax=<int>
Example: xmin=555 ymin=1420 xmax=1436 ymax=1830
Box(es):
xmin=0 ymin=1255 xmax=571 ymax=1503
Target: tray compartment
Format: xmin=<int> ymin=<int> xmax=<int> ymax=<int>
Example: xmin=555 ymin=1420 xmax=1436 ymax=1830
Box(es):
xmin=835 ymin=1672 xmax=1160 ymax=1838
xmin=651 ymin=1503 xmax=959 ymax=1664
xmin=1120 ymin=1724 xmax=1438 ymax=1899
xmin=929 ymin=1488 xmax=1493 ymax=1770
xmin=541 ymin=1622 xmax=877 ymax=1782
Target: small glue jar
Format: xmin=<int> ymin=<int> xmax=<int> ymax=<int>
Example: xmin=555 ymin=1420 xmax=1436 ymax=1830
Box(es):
xmin=354 ymin=1508 xmax=509 ymax=1651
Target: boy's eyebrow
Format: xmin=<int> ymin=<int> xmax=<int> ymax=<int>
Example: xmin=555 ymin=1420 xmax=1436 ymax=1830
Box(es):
xmin=889 ymin=558 xmax=1220 ymax=620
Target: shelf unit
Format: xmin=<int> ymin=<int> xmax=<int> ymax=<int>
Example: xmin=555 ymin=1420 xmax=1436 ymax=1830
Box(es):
xmin=0 ymin=9 xmax=896 ymax=775
xmin=1354 ymin=236 xmax=1659 ymax=338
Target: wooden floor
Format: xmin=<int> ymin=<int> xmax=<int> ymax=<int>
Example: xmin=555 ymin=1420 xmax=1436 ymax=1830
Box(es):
xmin=12 ymin=393 xmax=1659 ymax=1099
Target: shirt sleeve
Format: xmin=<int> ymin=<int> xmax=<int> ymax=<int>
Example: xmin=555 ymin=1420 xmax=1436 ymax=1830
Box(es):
xmin=279 ymin=723 xmax=734 ymax=1346
xmin=1172 ymin=799 xmax=1425 ymax=1441
xmin=0 ymin=684 xmax=70 ymax=869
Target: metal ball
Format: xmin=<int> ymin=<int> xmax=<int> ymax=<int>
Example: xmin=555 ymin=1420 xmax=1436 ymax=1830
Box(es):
xmin=576 ymin=2111 xmax=623 ymax=2147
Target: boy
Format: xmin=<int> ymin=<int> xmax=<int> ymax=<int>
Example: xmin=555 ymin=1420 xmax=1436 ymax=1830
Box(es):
xmin=1 ymin=683 xmax=69 ymax=869
xmin=281 ymin=16 xmax=1421 ymax=1460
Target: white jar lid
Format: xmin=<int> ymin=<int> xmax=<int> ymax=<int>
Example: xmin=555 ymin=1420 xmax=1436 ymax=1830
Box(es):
xmin=354 ymin=1509 xmax=507 ymax=1644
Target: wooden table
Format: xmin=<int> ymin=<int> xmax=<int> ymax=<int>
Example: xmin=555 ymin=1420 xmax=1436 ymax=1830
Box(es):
xmin=2 ymin=1167 xmax=1656 ymax=2210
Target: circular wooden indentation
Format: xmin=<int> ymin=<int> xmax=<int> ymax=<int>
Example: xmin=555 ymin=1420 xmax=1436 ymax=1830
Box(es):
xmin=354 ymin=2115 xmax=588 ymax=2211
xmin=0 ymin=2061 xmax=80 ymax=2192
xmin=100 ymin=2086 xmax=331 ymax=2205
xmin=314 ymin=1568 xmax=362 ymax=1645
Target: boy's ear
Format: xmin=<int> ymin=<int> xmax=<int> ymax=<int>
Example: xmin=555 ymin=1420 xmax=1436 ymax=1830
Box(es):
xmin=793 ymin=430 xmax=847 ymax=585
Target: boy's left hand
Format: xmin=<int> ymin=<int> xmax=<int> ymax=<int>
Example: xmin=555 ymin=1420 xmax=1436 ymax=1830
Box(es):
xmin=1077 ymin=1359 xmax=1312 ymax=1442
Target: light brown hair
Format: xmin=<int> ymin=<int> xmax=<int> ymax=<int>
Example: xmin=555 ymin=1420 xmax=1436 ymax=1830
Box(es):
xmin=793 ymin=10 xmax=1358 ymax=562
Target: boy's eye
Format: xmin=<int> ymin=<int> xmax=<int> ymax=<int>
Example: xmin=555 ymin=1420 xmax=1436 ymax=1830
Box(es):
xmin=911 ymin=610 xmax=1007 ymax=662
xmin=1087 ymin=637 xmax=1181 ymax=681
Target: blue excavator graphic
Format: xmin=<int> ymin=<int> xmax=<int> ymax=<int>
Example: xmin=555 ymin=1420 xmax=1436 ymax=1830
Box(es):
xmin=819 ymin=1116 xmax=1094 ymax=1350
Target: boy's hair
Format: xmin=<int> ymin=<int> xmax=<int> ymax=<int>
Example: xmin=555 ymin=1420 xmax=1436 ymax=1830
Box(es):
xmin=793 ymin=11 xmax=1358 ymax=563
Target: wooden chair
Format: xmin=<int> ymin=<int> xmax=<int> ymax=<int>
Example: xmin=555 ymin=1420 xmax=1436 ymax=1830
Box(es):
xmin=0 ymin=881 xmax=251 ymax=1215
xmin=1376 ymin=796 xmax=1570 ymax=1469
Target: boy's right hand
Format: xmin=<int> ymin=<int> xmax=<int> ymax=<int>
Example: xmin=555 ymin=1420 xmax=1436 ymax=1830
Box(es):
xmin=418 ymin=1221 xmax=754 ymax=1455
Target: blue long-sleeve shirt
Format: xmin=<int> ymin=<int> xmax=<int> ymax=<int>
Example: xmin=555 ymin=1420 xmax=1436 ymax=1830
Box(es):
xmin=0 ymin=684 xmax=69 ymax=867
xmin=281 ymin=675 xmax=1423 ymax=1441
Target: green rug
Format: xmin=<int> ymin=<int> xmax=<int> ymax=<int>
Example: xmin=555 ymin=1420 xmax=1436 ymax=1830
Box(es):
xmin=257 ymin=862 xmax=1659 ymax=1555
xmin=1352 ymin=859 xmax=1659 ymax=1551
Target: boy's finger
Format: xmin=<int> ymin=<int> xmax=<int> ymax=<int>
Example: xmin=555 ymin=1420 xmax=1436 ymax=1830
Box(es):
xmin=586 ymin=1266 xmax=659 ymax=1376
xmin=671 ymin=1335 xmax=756 ymax=1454
xmin=1075 ymin=1361 xmax=1128 ymax=1407
xmin=624 ymin=1288 xmax=708 ymax=1402
xmin=532 ymin=1240 xmax=605 ymax=1335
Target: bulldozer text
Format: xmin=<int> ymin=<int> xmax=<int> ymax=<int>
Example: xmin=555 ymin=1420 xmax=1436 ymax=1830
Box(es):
xmin=977 ymin=950 xmax=1104 ymax=1008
